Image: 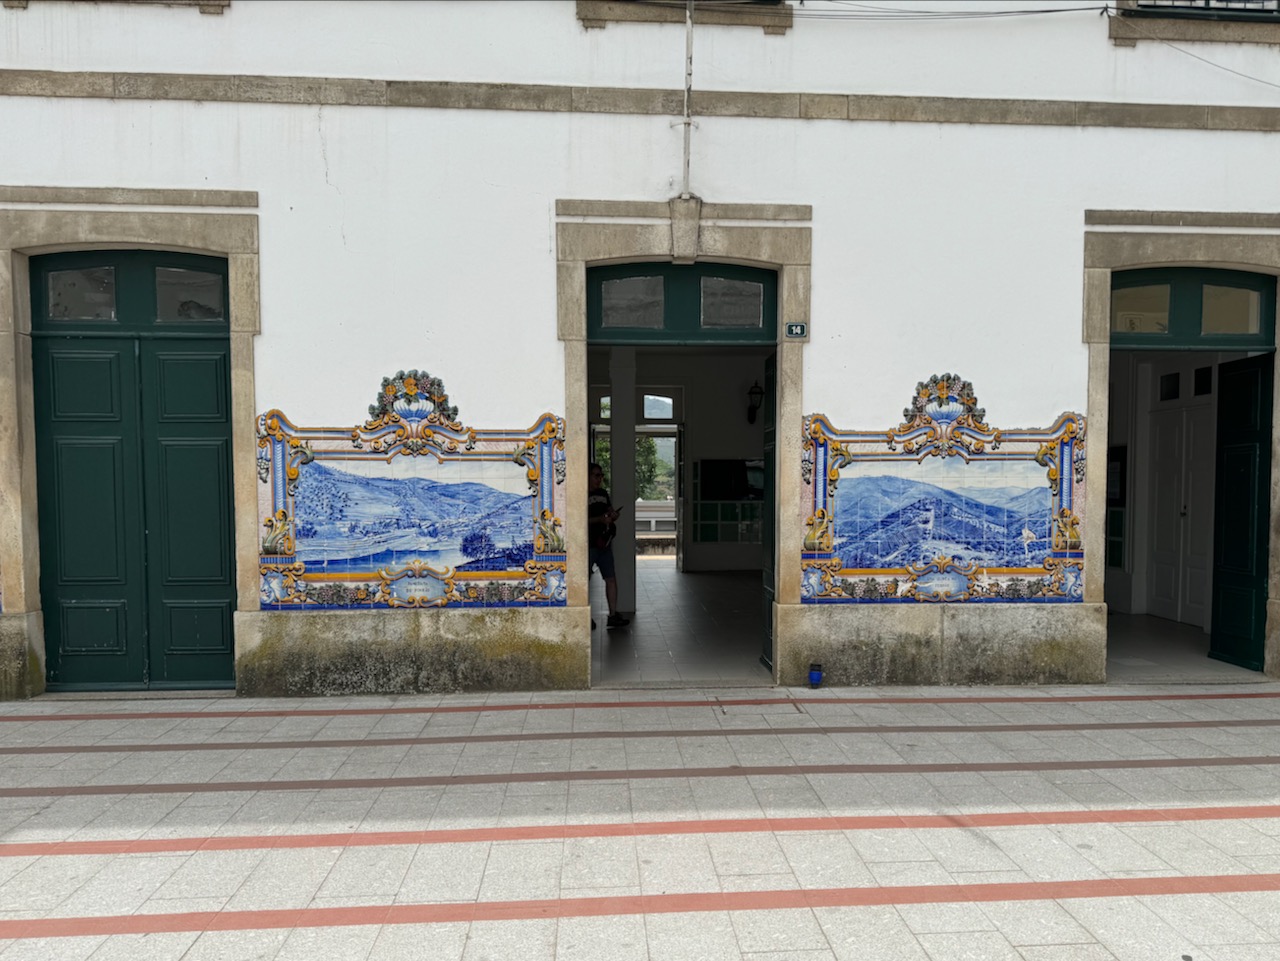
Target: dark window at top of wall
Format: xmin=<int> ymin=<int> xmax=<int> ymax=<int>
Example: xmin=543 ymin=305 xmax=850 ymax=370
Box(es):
xmin=1160 ymin=371 xmax=1181 ymax=401
xmin=1111 ymin=0 xmax=1280 ymax=45
xmin=1126 ymin=1 xmax=1280 ymax=22
xmin=1195 ymin=366 xmax=1213 ymax=395
xmin=2 ymin=0 xmax=228 ymax=11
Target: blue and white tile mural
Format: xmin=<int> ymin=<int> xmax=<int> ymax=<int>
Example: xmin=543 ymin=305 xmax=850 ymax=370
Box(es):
xmin=257 ymin=370 xmax=566 ymax=609
xmin=802 ymin=374 xmax=1085 ymax=603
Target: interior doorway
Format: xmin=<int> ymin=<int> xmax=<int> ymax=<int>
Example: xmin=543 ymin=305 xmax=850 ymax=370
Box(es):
xmin=1105 ymin=267 xmax=1275 ymax=681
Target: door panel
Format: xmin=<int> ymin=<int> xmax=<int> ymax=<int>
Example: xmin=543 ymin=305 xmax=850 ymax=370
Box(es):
xmin=1181 ymin=405 xmax=1215 ymax=628
xmin=1210 ymin=354 xmax=1273 ymax=670
xmin=58 ymin=602 xmax=128 ymax=655
xmin=54 ymin=439 xmax=128 ymax=583
xmin=155 ymin=440 xmax=232 ymax=583
xmin=50 ymin=352 xmax=122 ymax=421
xmin=35 ymin=340 xmax=149 ymax=687
xmin=1147 ymin=403 xmax=1216 ymax=629
xmin=1148 ymin=409 xmax=1182 ymax=621
xmin=675 ymin=423 xmax=685 ymax=573
xmin=163 ymin=601 xmax=233 ymax=654
xmin=154 ymin=351 xmax=229 ymax=422
xmin=141 ymin=339 xmax=236 ymax=686
xmin=761 ymin=352 xmax=776 ymax=668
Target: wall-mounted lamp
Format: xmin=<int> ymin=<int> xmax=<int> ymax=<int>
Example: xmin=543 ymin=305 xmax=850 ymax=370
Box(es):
xmin=746 ymin=381 xmax=765 ymax=424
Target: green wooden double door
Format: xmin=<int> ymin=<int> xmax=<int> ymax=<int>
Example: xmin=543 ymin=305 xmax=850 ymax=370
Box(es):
xmin=32 ymin=251 xmax=236 ymax=689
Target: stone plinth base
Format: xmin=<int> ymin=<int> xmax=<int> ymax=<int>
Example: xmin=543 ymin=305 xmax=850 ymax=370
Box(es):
xmin=0 ymin=612 xmax=44 ymax=700
xmin=234 ymin=607 xmax=591 ymax=696
xmin=775 ymin=603 xmax=1107 ymax=686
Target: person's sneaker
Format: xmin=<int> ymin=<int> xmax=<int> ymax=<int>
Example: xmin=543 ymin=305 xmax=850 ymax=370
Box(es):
xmin=606 ymin=613 xmax=630 ymax=629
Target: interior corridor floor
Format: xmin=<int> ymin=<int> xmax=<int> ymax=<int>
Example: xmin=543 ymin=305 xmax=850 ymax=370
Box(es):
xmin=1106 ymin=612 xmax=1267 ymax=684
xmin=590 ymin=556 xmax=772 ymax=688
xmin=591 ymin=558 xmax=1269 ymax=687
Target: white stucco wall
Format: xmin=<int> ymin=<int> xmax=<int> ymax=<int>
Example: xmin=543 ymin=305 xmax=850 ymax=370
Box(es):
xmin=6 ymin=1 xmax=1280 ymax=106
xmin=4 ymin=0 xmax=1280 ymax=432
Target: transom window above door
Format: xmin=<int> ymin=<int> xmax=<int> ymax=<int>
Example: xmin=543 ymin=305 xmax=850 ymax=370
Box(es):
xmin=1110 ymin=267 xmax=1276 ymax=349
xmin=588 ymin=263 xmax=777 ymax=344
xmin=33 ymin=250 xmax=229 ymax=333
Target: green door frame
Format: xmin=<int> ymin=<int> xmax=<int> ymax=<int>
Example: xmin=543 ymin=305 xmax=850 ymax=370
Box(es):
xmin=1109 ymin=265 xmax=1277 ymax=672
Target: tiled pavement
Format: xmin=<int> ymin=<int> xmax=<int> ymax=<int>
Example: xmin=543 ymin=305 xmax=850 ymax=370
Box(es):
xmin=1 ymin=685 xmax=1279 ymax=958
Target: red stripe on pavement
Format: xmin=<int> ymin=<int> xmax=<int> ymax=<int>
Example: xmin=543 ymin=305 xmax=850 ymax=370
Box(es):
xmin=6 ymin=716 xmax=1279 ymax=757
xmin=2 ymin=873 xmax=1279 ymax=938
xmin=4 ymin=803 xmax=1279 ymax=859
xmin=3 ymin=689 xmax=1278 ymax=723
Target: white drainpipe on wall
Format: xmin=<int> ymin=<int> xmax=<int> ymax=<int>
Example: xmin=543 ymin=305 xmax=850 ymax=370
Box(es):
xmin=681 ymin=0 xmax=694 ymax=199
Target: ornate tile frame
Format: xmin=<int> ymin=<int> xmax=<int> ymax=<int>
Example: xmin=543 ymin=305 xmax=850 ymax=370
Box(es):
xmin=256 ymin=371 xmax=567 ymax=610
xmin=802 ymin=374 xmax=1086 ymax=605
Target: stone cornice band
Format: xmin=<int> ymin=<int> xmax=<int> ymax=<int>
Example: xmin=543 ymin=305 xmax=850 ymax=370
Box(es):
xmin=3 ymin=69 xmax=1280 ymax=133
xmin=0 ymin=185 xmax=258 ymax=207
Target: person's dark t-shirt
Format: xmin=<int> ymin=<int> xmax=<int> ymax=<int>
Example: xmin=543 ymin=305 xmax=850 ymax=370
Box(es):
xmin=588 ymin=486 xmax=614 ymax=549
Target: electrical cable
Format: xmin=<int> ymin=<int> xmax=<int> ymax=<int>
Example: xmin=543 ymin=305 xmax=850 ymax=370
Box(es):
xmin=818 ymin=1 xmax=1108 ymax=18
xmin=628 ymin=0 xmax=1111 ymax=21
xmin=628 ymin=1 xmax=1280 ymax=95
xmin=1106 ymin=8 xmax=1280 ymax=93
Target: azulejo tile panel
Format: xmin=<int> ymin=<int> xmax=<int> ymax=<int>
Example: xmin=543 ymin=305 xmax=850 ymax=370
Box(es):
xmin=802 ymin=374 xmax=1085 ymax=604
xmin=257 ymin=370 xmax=566 ymax=610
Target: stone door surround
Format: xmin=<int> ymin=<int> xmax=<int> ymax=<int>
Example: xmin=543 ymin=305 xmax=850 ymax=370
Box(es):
xmin=0 ymin=188 xmax=260 ymax=697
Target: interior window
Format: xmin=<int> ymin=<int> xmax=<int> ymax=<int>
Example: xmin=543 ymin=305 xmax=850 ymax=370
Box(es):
xmin=643 ymin=394 xmax=674 ymax=419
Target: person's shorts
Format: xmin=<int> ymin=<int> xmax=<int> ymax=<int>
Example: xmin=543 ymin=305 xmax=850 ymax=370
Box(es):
xmin=590 ymin=545 xmax=616 ymax=580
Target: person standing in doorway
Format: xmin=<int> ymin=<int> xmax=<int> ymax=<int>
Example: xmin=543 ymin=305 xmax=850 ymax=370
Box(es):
xmin=589 ymin=462 xmax=630 ymax=630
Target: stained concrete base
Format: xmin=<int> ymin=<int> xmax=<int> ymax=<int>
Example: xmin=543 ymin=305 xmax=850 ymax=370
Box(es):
xmin=234 ymin=606 xmax=591 ymax=696
xmin=774 ymin=602 xmax=1107 ymax=686
xmin=0 ymin=611 xmax=44 ymax=700
xmin=1265 ymin=599 xmax=1280 ymax=678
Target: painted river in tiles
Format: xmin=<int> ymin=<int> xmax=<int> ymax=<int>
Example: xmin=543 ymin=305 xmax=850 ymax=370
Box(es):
xmin=291 ymin=459 xmax=535 ymax=573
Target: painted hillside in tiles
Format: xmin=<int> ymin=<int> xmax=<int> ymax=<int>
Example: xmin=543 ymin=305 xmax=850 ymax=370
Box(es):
xmin=833 ymin=471 xmax=1052 ymax=570
xmin=293 ymin=461 xmax=535 ymax=573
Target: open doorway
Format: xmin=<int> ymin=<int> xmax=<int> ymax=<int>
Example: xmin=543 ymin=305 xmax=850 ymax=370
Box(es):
xmin=1105 ymin=268 xmax=1275 ymax=682
xmin=584 ymin=261 xmax=780 ymax=687
xmin=587 ymin=347 xmax=775 ymax=686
